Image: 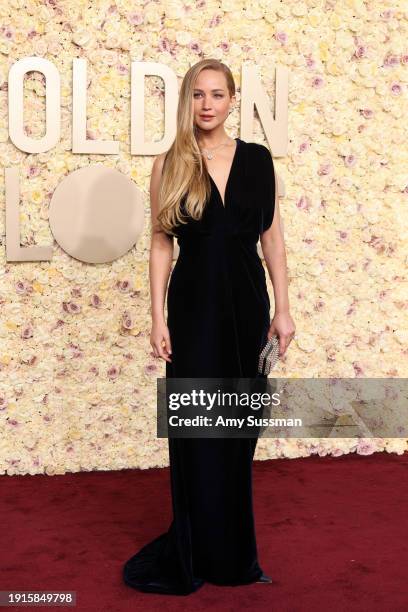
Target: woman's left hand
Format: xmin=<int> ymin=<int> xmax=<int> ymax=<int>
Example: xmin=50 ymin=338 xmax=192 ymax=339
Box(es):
xmin=268 ymin=311 xmax=296 ymax=358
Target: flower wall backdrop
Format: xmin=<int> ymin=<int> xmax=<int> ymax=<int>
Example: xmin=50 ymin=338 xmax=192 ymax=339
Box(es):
xmin=0 ymin=0 xmax=407 ymax=475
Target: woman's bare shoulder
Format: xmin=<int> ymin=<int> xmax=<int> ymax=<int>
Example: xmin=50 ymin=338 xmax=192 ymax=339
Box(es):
xmin=153 ymin=151 xmax=168 ymax=172
xmin=150 ymin=152 xmax=169 ymax=189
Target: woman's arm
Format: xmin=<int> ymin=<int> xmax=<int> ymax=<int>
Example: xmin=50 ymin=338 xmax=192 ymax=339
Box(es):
xmin=260 ymin=187 xmax=296 ymax=357
xmin=149 ymin=153 xmax=173 ymax=362
xmin=260 ymin=195 xmax=289 ymax=314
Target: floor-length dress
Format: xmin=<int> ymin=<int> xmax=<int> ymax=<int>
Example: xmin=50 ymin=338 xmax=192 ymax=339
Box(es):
xmin=123 ymin=137 xmax=276 ymax=595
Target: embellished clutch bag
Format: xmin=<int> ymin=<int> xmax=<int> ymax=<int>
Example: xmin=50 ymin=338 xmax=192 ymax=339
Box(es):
xmin=258 ymin=334 xmax=280 ymax=376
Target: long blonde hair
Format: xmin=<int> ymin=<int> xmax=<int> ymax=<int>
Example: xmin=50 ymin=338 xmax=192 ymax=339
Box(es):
xmin=156 ymin=59 xmax=236 ymax=236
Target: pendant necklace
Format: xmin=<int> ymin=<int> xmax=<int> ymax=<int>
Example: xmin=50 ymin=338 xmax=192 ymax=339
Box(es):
xmin=199 ymin=138 xmax=233 ymax=160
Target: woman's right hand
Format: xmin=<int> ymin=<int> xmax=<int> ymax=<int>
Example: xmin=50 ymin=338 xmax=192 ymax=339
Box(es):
xmin=150 ymin=319 xmax=172 ymax=362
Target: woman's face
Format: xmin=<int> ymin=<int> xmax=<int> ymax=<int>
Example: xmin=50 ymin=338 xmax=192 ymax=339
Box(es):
xmin=192 ymin=69 xmax=234 ymax=131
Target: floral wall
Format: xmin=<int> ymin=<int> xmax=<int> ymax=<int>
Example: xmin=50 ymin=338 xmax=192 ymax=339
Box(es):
xmin=0 ymin=0 xmax=407 ymax=476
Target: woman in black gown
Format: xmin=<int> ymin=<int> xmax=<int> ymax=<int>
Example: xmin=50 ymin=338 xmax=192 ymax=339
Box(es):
xmin=123 ymin=59 xmax=296 ymax=595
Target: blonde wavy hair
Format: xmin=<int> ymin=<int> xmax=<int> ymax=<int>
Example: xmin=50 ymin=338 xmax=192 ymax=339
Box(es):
xmin=156 ymin=59 xmax=236 ymax=236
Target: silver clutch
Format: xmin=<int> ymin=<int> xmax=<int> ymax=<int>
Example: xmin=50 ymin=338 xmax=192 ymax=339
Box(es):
xmin=258 ymin=334 xmax=280 ymax=376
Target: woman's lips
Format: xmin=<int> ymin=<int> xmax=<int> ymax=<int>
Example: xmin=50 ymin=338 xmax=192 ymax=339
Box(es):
xmin=200 ymin=115 xmax=214 ymax=120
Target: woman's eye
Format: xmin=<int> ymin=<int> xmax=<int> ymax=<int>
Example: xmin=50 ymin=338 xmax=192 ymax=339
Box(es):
xmin=193 ymin=93 xmax=224 ymax=98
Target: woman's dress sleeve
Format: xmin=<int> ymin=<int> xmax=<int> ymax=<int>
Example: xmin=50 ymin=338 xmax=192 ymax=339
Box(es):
xmin=257 ymin=144 xmax=276 ymax=233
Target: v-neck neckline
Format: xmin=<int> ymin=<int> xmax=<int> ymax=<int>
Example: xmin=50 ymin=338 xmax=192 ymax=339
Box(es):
xmin=207 ymin=137 xmax=240 ymax=208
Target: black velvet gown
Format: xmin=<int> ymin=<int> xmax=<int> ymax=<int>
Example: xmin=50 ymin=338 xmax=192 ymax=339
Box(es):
xmin=123 ymin=137 xmax=276 ymax=595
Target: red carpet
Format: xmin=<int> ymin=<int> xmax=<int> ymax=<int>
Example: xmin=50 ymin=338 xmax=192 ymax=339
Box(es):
xmin=1 ymin=452 xmax=408 ymax=611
